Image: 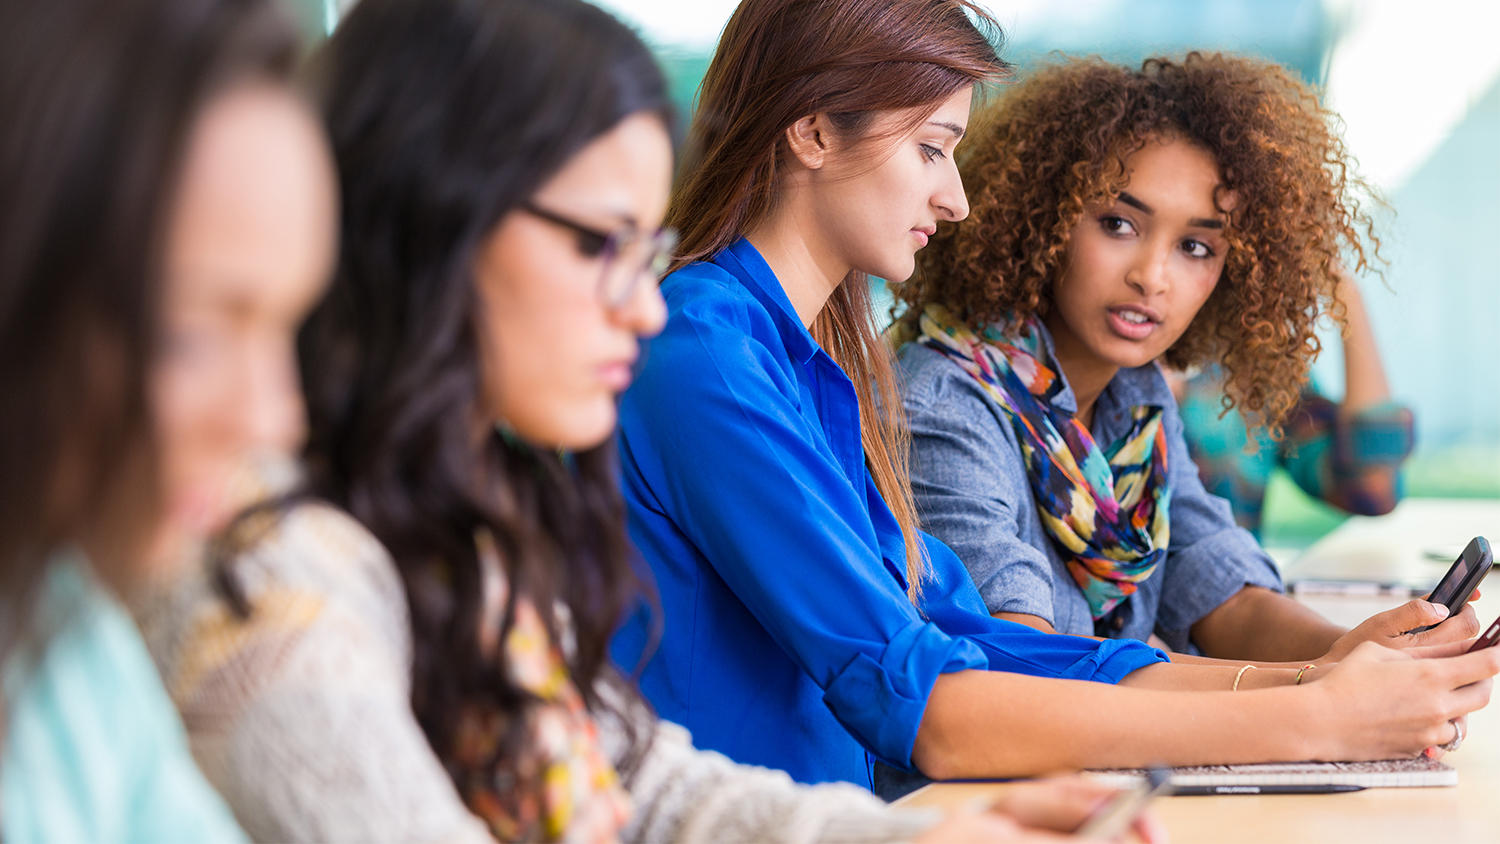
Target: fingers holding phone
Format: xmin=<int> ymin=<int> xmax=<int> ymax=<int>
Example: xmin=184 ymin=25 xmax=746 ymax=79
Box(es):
xmin=1424 ymin=714 xmax=1467 ymax=761
xmin=1072 ymin=769 xmax=1171 ymax=842
xmin=1311 ymin=641 xmax=1500 ymax=759
xmin=988 ymin=776 xmax=1165 ymax=840
xmin=1404 ymin=600 xmax=1482 ymax=647
xmin=913 ymin=776 xmax=1169 ymax=844
xmin=1322 ymin=537 xmax=1491 ymax=661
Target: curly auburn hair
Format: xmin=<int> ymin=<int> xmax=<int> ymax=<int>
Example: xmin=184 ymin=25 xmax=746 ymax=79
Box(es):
xmin=898 ymin=52 xmax=1382 ymax=432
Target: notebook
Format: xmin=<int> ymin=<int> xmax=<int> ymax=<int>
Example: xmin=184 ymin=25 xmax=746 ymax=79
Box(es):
xmin=1087 ymin=757 xmax=1456 ymax=789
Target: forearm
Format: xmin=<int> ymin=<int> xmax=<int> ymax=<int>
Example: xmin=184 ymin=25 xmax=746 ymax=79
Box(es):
xmin=1335 ymin=274 xmax=1390 ymax=413
xmin=1191 ymin=586 xmax=1345 ymax=662
xmin=911 ymin=669 xmax=1327 ymax=779
xmin=1120 ymin=659 xmax=1323 ymax=689
xmin=993 ymin=611 xmax=1057 ymax=633
xmin=994 ymin=608 xmax=1325 ymax=667
xmin=1164 ymin=650 xmax=1325 ymax=669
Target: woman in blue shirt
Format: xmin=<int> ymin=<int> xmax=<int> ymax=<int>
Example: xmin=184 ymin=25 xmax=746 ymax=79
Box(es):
xmin=614 ymin=0 xmax=1500 ymax=793
xmin=0 ymin=0 xmax=335 ymax=838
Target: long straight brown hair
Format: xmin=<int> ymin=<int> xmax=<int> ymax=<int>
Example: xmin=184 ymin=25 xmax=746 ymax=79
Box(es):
xmin=668 ymin=0 xmax=1008 ymax=600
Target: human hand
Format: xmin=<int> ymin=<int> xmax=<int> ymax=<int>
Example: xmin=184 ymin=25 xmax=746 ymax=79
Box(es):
xmin=913 ymin=809 xmax=1060 ymax=844
xmin=1305 ymin=638 xmax=1482 ymax=685
xmin=1425 ymin=715 xmax=1467 ymax=761
xmin=914 ymin=777 xmax=1168 ymax=844
xmin=991 ymin=777 xmax=1167 ymax=842
xmin=1319 ymin=599 xmax=1480 ymax=663
xmin=1310 ymin=640 xmax=1499 ymax=760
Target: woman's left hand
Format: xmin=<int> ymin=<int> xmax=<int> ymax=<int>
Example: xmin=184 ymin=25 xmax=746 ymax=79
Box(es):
xmin=1425 ymin=714 xmax=1468 ymax=761
xmin=986 ymin=776 xmax=1168 ymax=843
xmin=1320 ymin=599 xmax=1480 ymax=663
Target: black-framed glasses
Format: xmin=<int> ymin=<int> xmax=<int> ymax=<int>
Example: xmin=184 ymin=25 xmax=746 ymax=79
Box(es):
xmin=522 ymin=201 xmax=678 ymax=309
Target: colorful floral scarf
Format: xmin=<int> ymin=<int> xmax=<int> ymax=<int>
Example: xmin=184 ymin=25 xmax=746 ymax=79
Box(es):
xmin=454 ymin=528 xmax=631 ymax=843
xmin=915 ymin=305 xmax=1172 ymax=620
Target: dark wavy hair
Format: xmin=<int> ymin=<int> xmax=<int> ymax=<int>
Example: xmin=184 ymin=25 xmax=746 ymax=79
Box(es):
xmin=899 ymin=53 xmax=1381 ymax=432
xmin=0 ymin=0 xmax=297 ymax=656
xmin=298 ymin=0 xmax=670 ymax=796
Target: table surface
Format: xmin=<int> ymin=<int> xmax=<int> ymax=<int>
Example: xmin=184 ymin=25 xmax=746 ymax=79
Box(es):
xmin=896 ymin=498 xmax=1500 ymax=843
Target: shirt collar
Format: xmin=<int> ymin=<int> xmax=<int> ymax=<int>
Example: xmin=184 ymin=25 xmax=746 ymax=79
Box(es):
xmin=1028 ymin=318 xmax=1161 ymax=425
xmin=715 ymin=238 xmax=821 ymax=364
xmin=1028 ymin=319 xmax=1079 ymax=414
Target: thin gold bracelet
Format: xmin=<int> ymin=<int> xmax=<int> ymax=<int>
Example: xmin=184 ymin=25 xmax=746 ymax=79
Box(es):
xmin=1295 ymin=663 xmax=1316 ymax=685
xmin=1232 ymin=664 xmax=1257 ymax=691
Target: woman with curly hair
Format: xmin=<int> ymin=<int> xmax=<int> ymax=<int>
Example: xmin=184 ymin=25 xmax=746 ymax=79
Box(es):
xmin=895 ymin=53 xmax=1456 ymax=666
xmin=615 ymin=3 xmax=1500 ymax=801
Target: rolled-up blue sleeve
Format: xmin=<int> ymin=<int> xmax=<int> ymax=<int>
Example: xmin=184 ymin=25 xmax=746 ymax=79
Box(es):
xmin=900 ymin=345 xmax=1059 ymax=622
xmin=916 ymin=533 xmax=1167 ymax=683
xmin=621 ymin=281 xmax=987 ymax=769
xmin=1155 ymin=385 xmax=1284 ymax=648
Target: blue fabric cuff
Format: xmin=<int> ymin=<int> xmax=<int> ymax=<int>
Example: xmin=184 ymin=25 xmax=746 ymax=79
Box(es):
xmin=1073 ymin=636 xmax=1170 ymax=685
xmin=822 ymin=619 xmax=987 ymax=771
xmin=967 ymin=622 xmax=1167 ymax=682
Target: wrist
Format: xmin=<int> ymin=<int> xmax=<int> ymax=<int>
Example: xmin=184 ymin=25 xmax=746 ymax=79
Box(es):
xmin=1290 ymin=679 xmax=1340 ymax=760
xmin=1240 ymin=666 xmax=1300 ymax=689
xmin=1314 ymin=627 xmax=1355 ymax=665
xmin=1296 ymin=663 xmax=1328 ymax=685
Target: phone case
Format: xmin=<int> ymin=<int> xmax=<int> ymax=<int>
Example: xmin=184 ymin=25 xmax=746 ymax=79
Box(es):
xmin=1411 ymin=536 xmax=1491 ymax=634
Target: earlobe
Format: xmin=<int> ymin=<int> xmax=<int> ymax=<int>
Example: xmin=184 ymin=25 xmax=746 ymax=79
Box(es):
xmin=785 ymin=114 xmax=828 ymax=170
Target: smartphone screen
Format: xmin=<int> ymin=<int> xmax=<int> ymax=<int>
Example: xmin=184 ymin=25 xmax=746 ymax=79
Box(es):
xmin=1430 ymin=557 xmax=1471 ymax=606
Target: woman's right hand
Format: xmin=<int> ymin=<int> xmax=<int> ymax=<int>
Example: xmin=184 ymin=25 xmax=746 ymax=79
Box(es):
xmin=914 ymin=810 xmax=1065 ymax=844
xmin=913 ymin=777 xmax=1167 ymax=843
xmin=1309 ymin=640 xmax=1500 ymax=759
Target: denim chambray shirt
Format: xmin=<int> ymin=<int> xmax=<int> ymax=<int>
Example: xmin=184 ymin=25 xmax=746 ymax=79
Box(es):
xmin=897 ymin=323 xmax=1282 ymax=653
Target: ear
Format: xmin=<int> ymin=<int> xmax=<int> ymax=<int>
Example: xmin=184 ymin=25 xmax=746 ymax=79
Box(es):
xmin=784 ymin=114 xmax=829 ymax=170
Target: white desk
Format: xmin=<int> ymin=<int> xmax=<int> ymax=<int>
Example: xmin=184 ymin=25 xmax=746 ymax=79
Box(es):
xmin=898 ymin=498 xmax=1500 ymax=843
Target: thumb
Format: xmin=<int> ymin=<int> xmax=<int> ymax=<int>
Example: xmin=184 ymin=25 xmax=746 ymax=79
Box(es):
xmin=1395 ymin=598 xmax=1450 ymax=631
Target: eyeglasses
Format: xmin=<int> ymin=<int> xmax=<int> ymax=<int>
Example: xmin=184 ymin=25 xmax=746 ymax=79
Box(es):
xmin=521 ymin=201 xmax=678 ymax=309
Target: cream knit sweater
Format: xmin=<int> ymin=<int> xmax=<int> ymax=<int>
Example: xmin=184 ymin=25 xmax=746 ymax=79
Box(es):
xmin=135 ymin=501 xmax=940 ymax=844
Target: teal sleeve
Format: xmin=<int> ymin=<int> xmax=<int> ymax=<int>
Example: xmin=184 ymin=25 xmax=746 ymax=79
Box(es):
xmin=2 ymin=558 xmax=247 ymax=844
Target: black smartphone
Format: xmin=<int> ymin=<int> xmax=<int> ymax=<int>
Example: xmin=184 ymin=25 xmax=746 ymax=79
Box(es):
xmin=1411 ymin=536 xmax=1491 ymax=634
xmin=1075 ymin=767 xmax=1172 ymax=839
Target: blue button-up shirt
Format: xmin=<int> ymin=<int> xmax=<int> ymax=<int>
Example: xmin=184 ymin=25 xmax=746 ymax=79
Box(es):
xmin=898 ymin=331 xmax=1284 ymax=652
xmin=612 ymin=239 xmax=1166 ymax=787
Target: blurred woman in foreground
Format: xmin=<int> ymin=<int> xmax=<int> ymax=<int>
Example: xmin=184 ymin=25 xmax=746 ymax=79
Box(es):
xmin=0 ymin=0 xmax=335 ymax=838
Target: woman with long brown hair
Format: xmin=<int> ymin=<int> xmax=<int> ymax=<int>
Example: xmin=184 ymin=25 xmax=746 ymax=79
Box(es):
xmin=612 ymin=0 xmax=1500 ymax=797
xmin=0 ymin=0 xmax=330 ymax=838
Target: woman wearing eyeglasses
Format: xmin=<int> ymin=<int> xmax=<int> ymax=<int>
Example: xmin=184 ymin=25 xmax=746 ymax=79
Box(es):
xmin=136 ymin=0 xmax=1140 ymax=841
